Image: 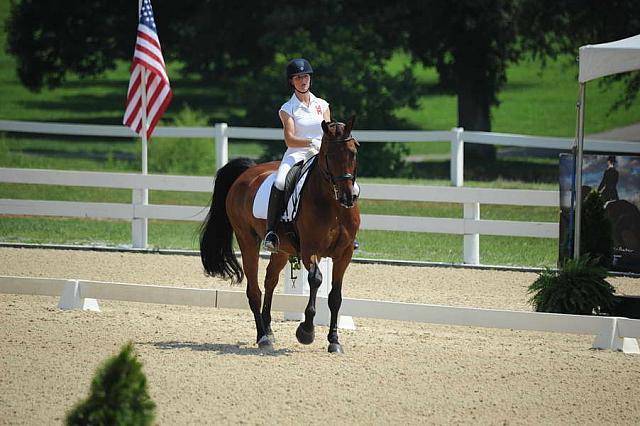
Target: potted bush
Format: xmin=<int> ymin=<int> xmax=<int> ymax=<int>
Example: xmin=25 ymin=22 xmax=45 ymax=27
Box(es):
xmin=528 ymin=255 xmax=615 ymax=315
xmin=66 ymin=343 xmax=156 ymax=426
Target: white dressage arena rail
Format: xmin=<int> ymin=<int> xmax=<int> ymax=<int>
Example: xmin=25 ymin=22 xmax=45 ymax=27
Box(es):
xmin=1 ymin=275 xmax=638 ymax=354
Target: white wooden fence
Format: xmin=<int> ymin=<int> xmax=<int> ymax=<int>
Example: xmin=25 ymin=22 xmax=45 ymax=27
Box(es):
xmin=1 ymin=120 xmax=637 ymax=264
xmin=0 ymin=167 xmax=557 ymax=264
xmin=2 ymin=119 xmax=638 ymax=185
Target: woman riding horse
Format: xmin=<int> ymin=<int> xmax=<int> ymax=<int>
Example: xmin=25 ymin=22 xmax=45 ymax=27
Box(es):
xmin=263 ymin=58 xmax=331 ymax=253
xmin=199 ymin=117 xmax=360 ymax=353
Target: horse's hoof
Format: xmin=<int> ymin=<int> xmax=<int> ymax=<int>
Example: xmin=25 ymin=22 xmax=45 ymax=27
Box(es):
xmin=328 ymin=343 xmax=344 ymax=354
xmin=266 ymin=332 xmax=275 ymax=344
xmin=257 ymin=335 xmax=273 ymax=351
xmin=296 ymin=323 xmax=315 ymax=345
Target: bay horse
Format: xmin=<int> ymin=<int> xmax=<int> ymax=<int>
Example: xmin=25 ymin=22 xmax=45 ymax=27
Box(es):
xmin=199 ymin=116 xmax=360 ymax=353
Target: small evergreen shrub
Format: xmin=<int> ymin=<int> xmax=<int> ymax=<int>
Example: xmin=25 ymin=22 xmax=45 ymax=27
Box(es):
xmin=149 ymin=104 xmax=215 ymax=175
xmin=527 ymin=255 xmax=615 ymax=315
xmin=65 ymin=343 xmax=156 ymax=426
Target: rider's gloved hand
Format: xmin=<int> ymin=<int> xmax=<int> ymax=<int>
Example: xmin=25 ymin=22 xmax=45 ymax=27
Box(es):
xmin=310 ymin=137 xmax=322 ymax=151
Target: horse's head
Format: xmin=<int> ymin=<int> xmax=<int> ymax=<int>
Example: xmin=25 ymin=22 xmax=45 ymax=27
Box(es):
xmin=320 ymin=115 xmax=359 ymax=208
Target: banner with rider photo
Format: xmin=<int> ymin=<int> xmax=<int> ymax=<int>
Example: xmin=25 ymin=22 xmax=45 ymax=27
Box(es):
xmin=559 ymin=153 xmax=640 ymax=273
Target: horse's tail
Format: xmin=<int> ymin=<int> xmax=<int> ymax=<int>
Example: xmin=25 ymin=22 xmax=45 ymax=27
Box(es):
xmin=199 ymin=157 xmax=256 ymax=283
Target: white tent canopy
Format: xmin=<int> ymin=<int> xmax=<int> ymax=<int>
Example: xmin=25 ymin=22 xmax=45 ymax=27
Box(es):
xmin=572 ymin=33 xmax=640 ymax=259
xmin=579 ymin=34 xmax=640 ymax=82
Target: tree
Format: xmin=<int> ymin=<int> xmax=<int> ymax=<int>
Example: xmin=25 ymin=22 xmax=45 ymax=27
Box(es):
xmin=517 ymin=0 xmax=640 ymax=109
xmin=349 ymin=0 xmax=640 ymax=160
xmin=6 ymin=0 xmax=640 ymax=165
xmin=243 ymin=3 xmax=418 ymax=176
xmin=4 ymin=0 xmax=273 ymax=90
xmin=6 ymin=0 xmax=418 ymax=176
xmin=399 ymin=0 xmax=520 ymax=160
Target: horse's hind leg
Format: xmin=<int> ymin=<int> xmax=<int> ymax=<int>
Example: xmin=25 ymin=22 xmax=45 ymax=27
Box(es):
xmin=261 ymin=252 xmax=289 ymax=342
xmin=296 ymin=255 xmax=322 ymax=345
xmin=236 ymin=233 xmax=270 ymax=348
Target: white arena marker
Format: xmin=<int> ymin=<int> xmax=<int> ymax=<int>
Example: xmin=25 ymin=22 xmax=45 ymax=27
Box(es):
xmin=284 ymin=258 xmax=355 ymax=330
xmin=615 ymin=337 xmax=640 ymax=354
xmin=58 ymin=280 xmax=100 ymax=312
xmin=592 ymin=318 xmax=640 ymax=354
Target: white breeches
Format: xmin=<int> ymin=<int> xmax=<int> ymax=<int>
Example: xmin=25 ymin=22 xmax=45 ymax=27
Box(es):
xmin=274 ymin=148 xmax=309 ymax=190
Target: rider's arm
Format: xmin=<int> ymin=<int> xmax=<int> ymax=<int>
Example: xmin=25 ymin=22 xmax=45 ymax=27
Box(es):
xmin=279 ymin=110 xmax=313 ymax=148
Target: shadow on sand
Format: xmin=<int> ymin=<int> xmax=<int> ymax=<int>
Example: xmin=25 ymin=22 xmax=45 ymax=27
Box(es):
xmin=137 ymin=340 xmax=294 ymax=357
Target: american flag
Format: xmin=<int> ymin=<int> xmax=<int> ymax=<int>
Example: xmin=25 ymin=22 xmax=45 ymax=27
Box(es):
xmin=123 ymin=0 xmax=172 ymax=139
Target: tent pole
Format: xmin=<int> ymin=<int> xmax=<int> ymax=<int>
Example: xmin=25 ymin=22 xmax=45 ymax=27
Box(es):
xmin=573 ymin=82 xmax=586 ymax=260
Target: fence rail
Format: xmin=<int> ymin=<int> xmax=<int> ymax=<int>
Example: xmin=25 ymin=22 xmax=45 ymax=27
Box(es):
xmin=0 ymin=167 xmax=558 ymax=264
xmin=2 ymin=119 xmax=636 ymax=264
xmin=1 ymin=119 xmax=638 ymax=186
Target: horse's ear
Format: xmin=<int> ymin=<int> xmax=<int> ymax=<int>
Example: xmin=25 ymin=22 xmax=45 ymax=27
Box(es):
xmin=345 ymin=115 xmax=356 ymax=135
xmin=321 ymin=120 xmax=329 ymax=134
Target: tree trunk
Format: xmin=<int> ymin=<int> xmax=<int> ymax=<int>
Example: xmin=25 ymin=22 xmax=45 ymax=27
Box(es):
xmin=457 ymin=75 xmax=496 ymax=161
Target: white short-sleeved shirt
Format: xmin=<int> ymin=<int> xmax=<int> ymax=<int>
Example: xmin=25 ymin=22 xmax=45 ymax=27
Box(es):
xmin=279 ymin=92 xmax=329 ymax=141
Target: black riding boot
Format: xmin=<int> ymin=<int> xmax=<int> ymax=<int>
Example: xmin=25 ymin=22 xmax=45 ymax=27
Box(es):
xmin=263 ymin=186 xmax=285 ymax=252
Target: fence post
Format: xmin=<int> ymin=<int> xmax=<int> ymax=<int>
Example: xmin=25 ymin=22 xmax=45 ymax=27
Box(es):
xmin=131 ymin=189 xmax=147 ymax=248
xmin=450 ymin=127 xmax=464 ymax=187
xmin=463 ymin=202 xmax=480 ymax=265
xmin=214 ymin=123 xmax=229 ymax=171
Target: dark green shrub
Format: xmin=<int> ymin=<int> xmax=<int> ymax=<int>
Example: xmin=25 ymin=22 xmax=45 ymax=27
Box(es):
xmin=65 ymin=343 xmax=156 ymax=426
xmin=149 ymin=104 xmax=215 ymax=176
xmin=581 ymin=189 xmax=613 ymax=268
xmin=527 ymin=255 xmax=615 ymax=315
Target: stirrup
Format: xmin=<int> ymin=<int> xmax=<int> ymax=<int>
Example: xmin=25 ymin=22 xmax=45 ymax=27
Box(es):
xmin=263 ymin=231 xmax=279 ymax=253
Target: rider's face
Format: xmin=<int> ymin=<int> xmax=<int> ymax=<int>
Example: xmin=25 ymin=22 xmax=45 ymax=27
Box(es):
xmin=291 ymin=73 xmax=311 ymax=92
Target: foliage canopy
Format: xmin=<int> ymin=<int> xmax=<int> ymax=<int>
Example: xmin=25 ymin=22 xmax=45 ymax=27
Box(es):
xmin=5 ymin=0 xmax=640 ymax=167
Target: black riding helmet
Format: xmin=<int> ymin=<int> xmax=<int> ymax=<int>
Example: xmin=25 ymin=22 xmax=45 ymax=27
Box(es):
xmin=286 ymin=58 xmax=313 ymax=80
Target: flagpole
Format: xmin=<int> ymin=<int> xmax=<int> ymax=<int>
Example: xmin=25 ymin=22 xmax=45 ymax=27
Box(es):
xmin=138 ymin=0 xmax=148 ymax=179
xmin=140 ymin=68 xmax=149 ymax=177
xmin=572 ymin=83 xmax=587 ymax=260
xmin=136 ymin=0 xmax=148 ymax=248
xmin=127 ymin=0 xmax=169 ymax=248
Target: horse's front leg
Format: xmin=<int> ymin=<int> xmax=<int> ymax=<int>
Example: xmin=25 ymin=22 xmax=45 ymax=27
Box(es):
xmin=327 ymin=251 xmax=353 ymax=353
xmin=296 ymin=255 xmax=322 ymax=345
xmin=261 ymin=252 xmax=289 ymax=344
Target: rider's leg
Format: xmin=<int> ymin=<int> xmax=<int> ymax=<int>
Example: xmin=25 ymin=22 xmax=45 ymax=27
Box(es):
xmin=263 ymin=185 xmax=285 ymax=252
xmin=263 ymin=157 xmax=294 ymax=252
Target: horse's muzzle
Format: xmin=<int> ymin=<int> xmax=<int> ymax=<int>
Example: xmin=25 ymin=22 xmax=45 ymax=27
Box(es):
xmin=338 ymin=187 xmax=358 ymax=208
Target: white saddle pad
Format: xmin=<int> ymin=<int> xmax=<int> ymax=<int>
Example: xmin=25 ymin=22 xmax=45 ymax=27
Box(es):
xmin=252 ymin=174 xmax=275 ymax=220
xmin=252 ymin=158 xmax=359 ymax=222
